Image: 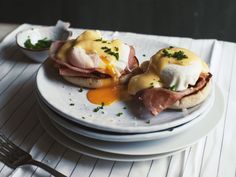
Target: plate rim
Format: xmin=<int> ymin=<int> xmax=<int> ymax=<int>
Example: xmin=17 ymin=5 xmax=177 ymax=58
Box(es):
xmin=37 ymin=84 xmax=224 ymax=155
xmin=37 ymin=106 xmax=185 ymax=161
xmin=36 ymin=92 xmax=215 ymax=142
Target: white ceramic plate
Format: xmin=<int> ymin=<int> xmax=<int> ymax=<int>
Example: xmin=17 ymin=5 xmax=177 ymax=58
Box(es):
xmin=36 ymin=90 xmax=214 ymax=142
xmin=38 ymin=84 xmax=223 ymax=156
xmin=37 ymin=107 xmax=185 ymax=162
xmin=36 ymin=57 xmax=212 ymax=133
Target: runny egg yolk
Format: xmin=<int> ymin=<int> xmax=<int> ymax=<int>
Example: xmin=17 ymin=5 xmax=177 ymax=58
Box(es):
xmin=87 ymin=86 xmax=129 ymax=105
xmin=100 ymin=56 xmax=119 ymax=82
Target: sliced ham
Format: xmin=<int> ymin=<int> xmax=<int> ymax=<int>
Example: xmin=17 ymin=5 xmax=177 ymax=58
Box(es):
xmin=50 ymin=41 xmax=98 ymax=74
xmin=137 ymin=73 xmax=212 ymax=116
xmin=49 ymin=41 xmax=65 ymax=59
xmin=59 ymin=67 xmax=110 ymax=78
xmin=127 ymin=46 xmax=139 ymax=71
xmin=53 ymin=58 xmax=97 ymax=73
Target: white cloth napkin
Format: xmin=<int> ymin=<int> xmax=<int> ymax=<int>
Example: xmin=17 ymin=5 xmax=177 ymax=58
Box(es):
xmin=0 ymin=24 xmax=235 ymax=177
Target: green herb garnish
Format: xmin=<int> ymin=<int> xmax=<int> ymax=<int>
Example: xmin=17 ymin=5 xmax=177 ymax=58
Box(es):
xmin=170 ymin=85 xmax=177 ymax=91
xmin=146 ymin=120 xmax=151 ymax=124
xmin=116 ymin=112 xmax=123 ymax=117
xmin=101 ymin=46 xmax=119 ymax=60
xmin=93 ymin=107 xmax=100 ymax=112
xmin=78 ymin=88 xmax=83 ymax=92
xmin=114 ymin=47 xmax=119 ymax=51
xmin=94 ymin=38 xmax=102 ymax=41
xmin=162 ymin=49 xmax=172 ymax=57
xmin=69 ymin=103 xmax=75 ymax=106
xmin=24 ymin=38 xmax=52 ymax=49
xmin=162 ymin=49 xmax=188 ymax=60
xmin=93 ymin=102 xmax=105 ymax=112
xmin=172 ymin=51 xmax=188 ymax=60
xmin=142 ymin=54 xmax=146 ymax=57
xmin=123 ymin=106 xmax=127 ymax=109
xmin=95 ymin=38 xmax=108 ymax=43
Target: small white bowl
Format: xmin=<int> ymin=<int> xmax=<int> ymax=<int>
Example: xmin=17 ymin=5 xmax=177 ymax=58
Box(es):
xmin=16 ymin=20 xmax=72 ymax=62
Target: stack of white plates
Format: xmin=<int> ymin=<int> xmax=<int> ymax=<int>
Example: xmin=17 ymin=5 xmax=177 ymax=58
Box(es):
xmin=35 ymin=47 xmax=224 ymax=162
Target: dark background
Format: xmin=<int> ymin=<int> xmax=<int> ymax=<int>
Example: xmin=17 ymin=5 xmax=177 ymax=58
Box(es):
xmin=1 ymin=0 xmax=236 ymax=42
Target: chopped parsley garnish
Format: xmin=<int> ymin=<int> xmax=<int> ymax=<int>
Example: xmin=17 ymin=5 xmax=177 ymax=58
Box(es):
xmin=69 ymin=103 xmax=75 ymax=106
xmin=150 ymin=82 xmax=155 ymax=88
xmin=101 ymin=46 xmax=108 ymax=49
xmin=162 ymin=49 xmax=172 ymax=57
xmin=101 ymin=46 xmax=119 ymax=60
xmin=95 ymin=38 xmax=108 ymax=43
xmin=114 ymin=47 xmax=119 ymax=51
xmin=123 ymin=106 xmax=127 ymax=109
xmin=82 ymin=116 xmax=85 ymax=119
xmin=78 ymin=88 xmax=83 ymax=92
xmin=169 ymin=46 xmax=174 ymax=49
xmin=94 ymin=38 xmax=102 ymax=41
xmin=93 ymin=102 xmax=105 ymax=112
xmin=162 ymin=49 xmax=188 ymax=60
xmin=170 ymin=85 xmax=177 ymax=91
xmin=24 ymin=38 xmax=52 ymax=49
xmin=93 ymin=107 xmax=100 ymax=112
xmin=146 ymin=120 xmax=151 ymax=124
xmin=116 ymin=112 xmax=123 ymax=117
xmin=142 ymin=54 xmax=146 ymax=57
xmin=172 ymin=50 xmax=188 ymax=60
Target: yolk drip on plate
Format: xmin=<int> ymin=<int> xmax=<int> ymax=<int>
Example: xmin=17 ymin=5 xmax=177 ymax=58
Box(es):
xmin=87 ymin=86 xmax=130 ymax=105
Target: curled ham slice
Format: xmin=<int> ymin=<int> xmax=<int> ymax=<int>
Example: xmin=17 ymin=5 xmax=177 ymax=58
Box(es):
xmin=50 ymin=41 xmax=95 ymax=73
xmin=127 ymin=46 xmax=139 ymax=71
xmin=59 ymin=67 xmax=110 ymax=78
xmin=137 ymin=73 xmax=212 ymax=116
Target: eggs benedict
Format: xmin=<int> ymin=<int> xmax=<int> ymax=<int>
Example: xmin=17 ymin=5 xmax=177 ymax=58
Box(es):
xmin=50 ymin=30 xmax=139 ymax=88
xmin=128 ymin=47 xmax=212 ymax=116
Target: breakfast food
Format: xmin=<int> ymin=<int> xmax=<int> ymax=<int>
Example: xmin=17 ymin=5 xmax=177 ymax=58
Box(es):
xmin=128 ymin=47 xmax=212 ymax=115
xmin=49 ymin=30 xmax=139 ymax=88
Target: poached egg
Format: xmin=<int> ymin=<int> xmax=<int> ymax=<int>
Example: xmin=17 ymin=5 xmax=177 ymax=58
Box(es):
xmin=56 ymin=30 xmax=131 ymax=81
